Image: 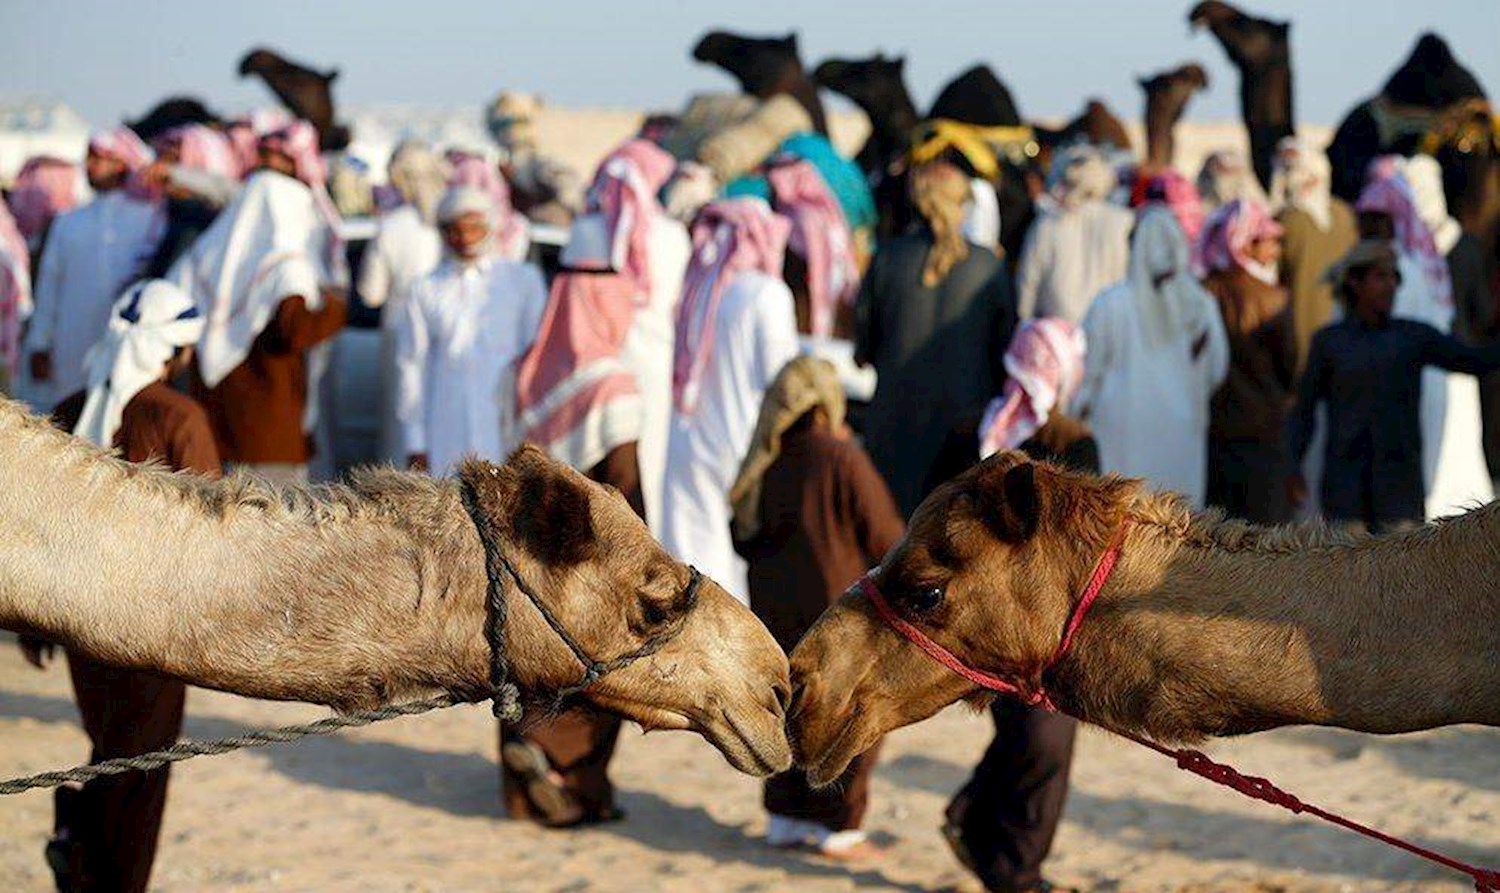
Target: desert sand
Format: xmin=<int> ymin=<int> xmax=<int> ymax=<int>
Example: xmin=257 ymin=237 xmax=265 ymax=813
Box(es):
xmin=0 ymin=638 xmax=1495 ymax=892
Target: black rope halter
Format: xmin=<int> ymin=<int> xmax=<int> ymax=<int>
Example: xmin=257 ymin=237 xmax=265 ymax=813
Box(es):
xmin=459 ymin=478 xmax=704 ymax=722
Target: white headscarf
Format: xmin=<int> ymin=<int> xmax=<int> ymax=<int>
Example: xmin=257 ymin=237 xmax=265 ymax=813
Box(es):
xmin=1049 ymin=145 xmax=1116 ymax=209
xmin=169 ymin=170 xmax=342 ymax=389
xmin=1402 ymin=154 xmax=1463 ymax=256
xmin=1131 ymin=205 xmax=1216 ymax=348
xmin=1269 ymin=137 xmax=1334 ymax=231
xmin=74 ymin=280 xmax=204 ymax=448
xmin=962 ymin=177 xmax=1001 ymax=250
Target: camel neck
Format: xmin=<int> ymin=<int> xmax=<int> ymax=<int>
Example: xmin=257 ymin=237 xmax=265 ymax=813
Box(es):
xmin=1059 ymin=511 xmax=1500 ymax=742
xmin=0 ymin=400 xmax=494 ymax=711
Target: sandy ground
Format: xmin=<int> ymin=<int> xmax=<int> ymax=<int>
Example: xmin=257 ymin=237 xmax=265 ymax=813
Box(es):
xmin=0 ymin=643 xmax=1495 ymax=892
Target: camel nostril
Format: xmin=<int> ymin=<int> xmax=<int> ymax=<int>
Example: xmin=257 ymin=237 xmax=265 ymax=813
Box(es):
xmin=786 ymin=681 xmax=806 ymax=718
xmin=771 ymin=681 xmax=792 ymax=715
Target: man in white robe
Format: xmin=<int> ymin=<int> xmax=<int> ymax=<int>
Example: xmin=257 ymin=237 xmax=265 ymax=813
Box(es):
xmin=1075 ymin=205 xmax=1230 ymax=508
xmin=1015 ymin=146 xmax=1133 ymax=323
xmin=394 ymin=187 xmax=547 ymax=476
xmin=661 ymin=198 xmax=799 ymax=602
xmin=25 ymin=128 xmax=163 ymax=410
xmin=359 ymin=141 xmax=447 ymax=463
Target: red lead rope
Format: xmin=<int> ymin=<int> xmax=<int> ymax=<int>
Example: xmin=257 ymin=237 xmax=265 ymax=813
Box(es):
xmin=860 ymin=517 xmax=1500 ymax=893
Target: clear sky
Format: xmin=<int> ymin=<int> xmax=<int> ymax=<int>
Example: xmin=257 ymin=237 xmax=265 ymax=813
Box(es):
xmin=3 ymin=0 xmax=1497 ymax=128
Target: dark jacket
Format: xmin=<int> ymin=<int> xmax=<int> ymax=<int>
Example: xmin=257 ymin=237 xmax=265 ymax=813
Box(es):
xmin=856 ymin=235 xmax=1017 ymax=516
xmin=1289 ymin=316 xmax=1500 ymax=526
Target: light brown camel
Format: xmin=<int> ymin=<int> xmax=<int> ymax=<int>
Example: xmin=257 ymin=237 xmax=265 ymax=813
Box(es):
xmin=789 ymin=452 xmax=1500 ymax=785
xmin=0 ymin=399 xmax=791 ymax=777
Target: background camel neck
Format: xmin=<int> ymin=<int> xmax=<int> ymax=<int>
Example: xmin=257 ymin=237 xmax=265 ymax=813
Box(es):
xmin=0 ymin=400 xmax=494 ymax=711
xmin=1057 ymin=511 xmax=1500 ymax=743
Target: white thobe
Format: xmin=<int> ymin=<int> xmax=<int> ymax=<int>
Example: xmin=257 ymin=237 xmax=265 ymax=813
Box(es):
xmin=24 ymin=191 xmax=162 ymax=407
xmin=393 ymin=255 xmax=547 ymax=476
xmin=1076 ymin=281 xmax=1230 ymax=509
xmin=1388 ymin=254 xmax=1495 ymax=519
xmin=620 ymin=215 xmax=691 ymax=534
xmin=358 ymin=204 xmax=444 ymax=462
xmin=1015 ymin=202 xmax=1134 ymax=322
xmin=661 ymin=271 xmax=799 ymax=602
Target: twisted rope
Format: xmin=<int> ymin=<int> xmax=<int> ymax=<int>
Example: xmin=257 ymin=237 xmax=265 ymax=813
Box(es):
xmin=0 ymin=693 xmax=474 ymax=795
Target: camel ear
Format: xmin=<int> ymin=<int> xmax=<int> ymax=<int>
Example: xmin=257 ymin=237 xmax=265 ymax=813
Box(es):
xmin=976 ymin=462 xmax=1042 ymax=543
xmin=461 ymin=451 xmax=598 ymax=568
xmin=893 ymin=56 xmax=907 ymax=73
xmin=782 ymin=32 xmax=800 ymax=52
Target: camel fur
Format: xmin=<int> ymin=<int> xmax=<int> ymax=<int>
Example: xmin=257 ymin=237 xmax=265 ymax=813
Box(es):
xmin=789 ymin=452 xmax=1500 ymax=785
xmin=0 ymin=399 xmax=791 ymax=777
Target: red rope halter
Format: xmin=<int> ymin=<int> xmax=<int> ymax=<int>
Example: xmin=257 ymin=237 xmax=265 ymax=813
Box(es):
xmin=860 ymin=517 xmax=1500 ymax=892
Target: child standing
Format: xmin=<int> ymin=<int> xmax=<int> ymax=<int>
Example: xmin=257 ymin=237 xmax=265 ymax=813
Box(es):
xmin=1288 ymin=240 xmax=1500 ymax=532
xmin=730 ymin=356 xmax=904 ymax=861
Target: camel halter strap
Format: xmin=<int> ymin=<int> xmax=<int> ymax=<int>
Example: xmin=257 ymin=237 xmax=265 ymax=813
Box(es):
xmin=860 ymin=517 xmax=1132 ymax=711
xmin=861 ymin=515 xmax=1500 ymax=893
xmin=459 ymin=478 xmax=704 ymax=722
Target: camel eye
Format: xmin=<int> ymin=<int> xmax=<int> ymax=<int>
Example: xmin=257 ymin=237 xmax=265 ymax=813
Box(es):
xmin=904 ymin=586 xmax=945 ymax=613
xmin=638 ymin=596 xmax=672 ymax=628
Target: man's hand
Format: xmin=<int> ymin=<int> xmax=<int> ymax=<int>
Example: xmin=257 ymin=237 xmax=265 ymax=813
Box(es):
xmin=19 ymin=636 xmax=54 ymax=670
xmin=1285 ymin=472 xmax=1309 ymax=508
xmin=407 ymin=453 xmax=429 ymax=472
xmin=28 ymin=351 xmax=51 ymax=382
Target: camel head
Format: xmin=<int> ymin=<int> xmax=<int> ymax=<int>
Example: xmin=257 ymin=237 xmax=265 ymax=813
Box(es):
xmin=691 ymin=30 xmax=804 ymax=98
xmin=462 ymin=446 xmax=792 ymax=777
xmin=813 ymin=54 xmax=911 ymax=114
xmin=238 ymin=47 xmax=338 ymax=84
xmin=1139 ymin=63 xmax=1210 ymax=108
xmin=789 ymin=454 xmax=1135 ymax=784
xmin=1188 ymin=2 xmax=1289 ymax=70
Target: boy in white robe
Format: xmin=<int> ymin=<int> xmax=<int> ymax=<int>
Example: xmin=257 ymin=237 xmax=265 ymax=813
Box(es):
xmin=660 ymin=198 xmax=799 ymax=602
xmin=1075 ymin=205 xmax=1230 ymax=508
xmin=394 ymin=187 xmax=547 ymax=475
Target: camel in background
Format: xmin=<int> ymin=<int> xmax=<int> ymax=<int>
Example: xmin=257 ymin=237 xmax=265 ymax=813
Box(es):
xmin=0 ymin=400 xmax=791 ymax=778
xmin=1140 ymin=63 xmax=1209 ymax=171
xmin=789 ymin=453 xmax=1500 ymax=785
xmin=690 ymin=31 xmax=829 ymax=137
xmin=1190 ymin=1 xmax=1294 ymax=190
xmin=1323 ymin=33 xmax=1487 ymax=204
xmin=812 ymin=54 xmax=919 ymax=181
xmin=126 ymin=97 xmax=222 ymax=141
xmin=238 ymin=47 xmax=351 ymax=151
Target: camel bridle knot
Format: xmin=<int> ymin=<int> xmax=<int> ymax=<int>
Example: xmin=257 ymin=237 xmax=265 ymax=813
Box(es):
xmin=858 ymin=516 xmax=1132 ymax=711
xmin=459 ymin=477 xmax=704 ymax=722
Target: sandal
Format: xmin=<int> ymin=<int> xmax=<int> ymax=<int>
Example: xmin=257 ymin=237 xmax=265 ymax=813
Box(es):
xmin=500 ymin=739 xmax=585 ymax=828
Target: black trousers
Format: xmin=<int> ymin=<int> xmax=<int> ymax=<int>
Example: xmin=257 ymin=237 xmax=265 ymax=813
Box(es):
xmin=948 ymin=701 xmax=1077 ymax=893
xmin=57 ymin=654 xmax=186 ymax=893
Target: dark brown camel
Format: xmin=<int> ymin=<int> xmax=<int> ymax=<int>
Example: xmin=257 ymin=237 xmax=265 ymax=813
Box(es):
xmin=126 ymin=97 xmax=222 ymax=142
xmin=1139 ymin=64 xmax=1210 ymax=170
xmin=1189 ymin=1 xmax=1294 ymax=191
xmin=691 ymin=31 xmax=828 ymax=136
xmin=1324 ymin=33 xmax=1488 ymax=204
xmin=925 ymin=64 xmax=1038 ymax=261
xmin=238 ymin=47 xmax=351 ymax=151
xmin=1033 ymin=99 xmax=1134 ymax=173
xmin=812 ymin=54 xmax=920 ymax=179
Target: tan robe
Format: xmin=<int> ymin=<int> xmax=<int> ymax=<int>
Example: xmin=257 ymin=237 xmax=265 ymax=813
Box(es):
xmin=1279 ymin=199 xmax=1358 ymax=370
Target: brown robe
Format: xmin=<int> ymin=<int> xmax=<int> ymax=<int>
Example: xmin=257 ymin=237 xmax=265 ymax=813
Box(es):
xmin=733 ymin=423 xmax=905 ymax=831
xmin=1203 ymin=268 xmax=1298 ymax=523
xmin=1278 ymin=200 xmax=1357 ymax=371
xmin=195 ymin=293 xmax=346 ymax=464
xmin=500 ymin=442 xmax=642 ymax=825
xmin=51 ymin=382 xmax=221 ymax=893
